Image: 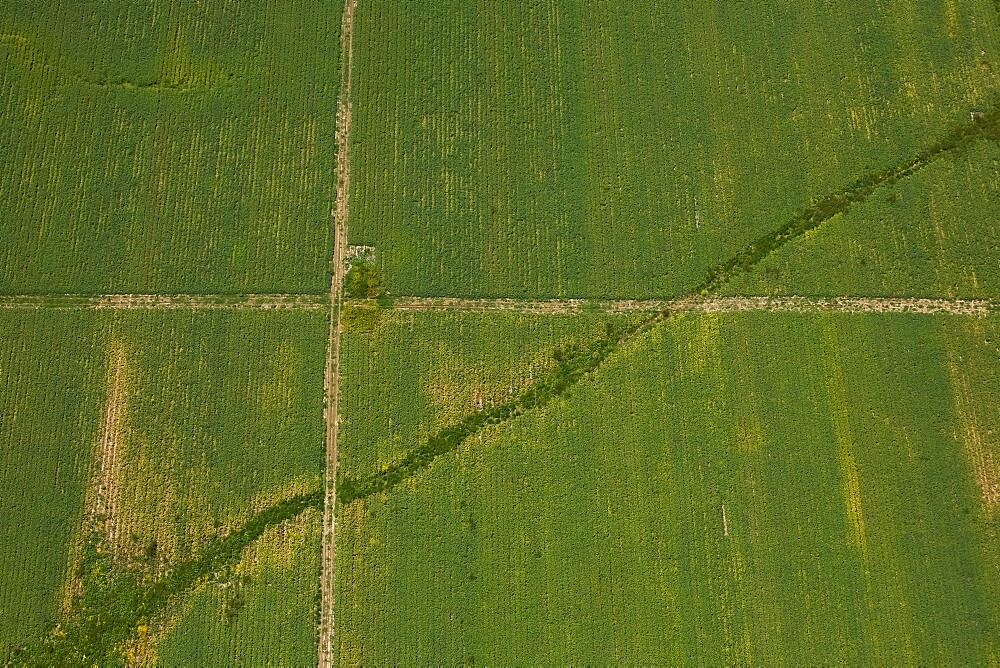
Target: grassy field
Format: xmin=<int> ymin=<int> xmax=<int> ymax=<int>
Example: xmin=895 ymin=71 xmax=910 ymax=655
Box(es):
xmin=348 ymin=0 xmax=999 ymax=299
xmin=0 ymin=0 xmax=340 ymax=294
xmin=335 ymin=311 xmax=1000 ymax=664
xmin=0 ymin=310 xmax=326 ymax=664
xmin=722 ymin=139 xmax=1000 ymax=299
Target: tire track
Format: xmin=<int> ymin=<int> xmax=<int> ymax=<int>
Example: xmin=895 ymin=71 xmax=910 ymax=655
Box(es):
xmin=61 ymin=339 xmax=130 ymax=615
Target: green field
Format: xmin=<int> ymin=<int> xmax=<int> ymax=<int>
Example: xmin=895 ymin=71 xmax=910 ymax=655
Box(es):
xmin=335 ymin=311 xmax=1000 ymax=664
xmin=0 ymin=1 xmax=340 ymax=294
xmin=0 ymin=310 xmax=325 ymax=664
xmin=349 ymin=0 xmax=1000 ymax=299
xmin=0 ymin=312 xmax=105 ymax=655
xmin=154 ymin=508 xmax=323 ymax=666
xmin=2 ymin=0 xmax=1000 ymax=664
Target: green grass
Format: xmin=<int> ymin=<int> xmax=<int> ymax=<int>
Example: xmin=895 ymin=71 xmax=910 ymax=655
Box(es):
xmin=349 ymin=0 xmax=1000 ymax=299
xmin=0 ymin=0 xmax=341 ymax=294
xmin=1 ymin=310 xmax=326 ymax=664
xmin=335 ymin=312 xmax=1000 ymax=664
xmin=722 ymin=139 xmax=1000 ymax=298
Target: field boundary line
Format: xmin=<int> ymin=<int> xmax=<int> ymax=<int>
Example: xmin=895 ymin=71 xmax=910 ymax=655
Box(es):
xmin=319 ymin=0 xmax=356 ymax=665
xmin=0 ymin=294 xmax=327 ymax=310
xmin=369 ymin=295 xmax=997 ymax=317
xmin=2 ymin=293 xmax=993 ymax=316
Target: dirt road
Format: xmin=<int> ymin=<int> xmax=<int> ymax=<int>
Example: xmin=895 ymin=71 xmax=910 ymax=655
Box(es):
xmin=318 ymin=1 xmax=357 ymax=665
xmin=0 ymin=293 xmax=327 ymax=310
xmin=385 ymin=295 xmax=995 ymax=317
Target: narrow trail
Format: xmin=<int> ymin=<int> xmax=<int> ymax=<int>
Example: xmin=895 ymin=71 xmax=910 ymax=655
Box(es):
xmin=2 ymin=293 xmax=994 ymax=316
xmin=384 ymin=295 xmax=996 ymax=317
xmin=0 ymin=293 xmax=327 ymax=310
xmin=318 ymin=0 xmax=357 ymax=665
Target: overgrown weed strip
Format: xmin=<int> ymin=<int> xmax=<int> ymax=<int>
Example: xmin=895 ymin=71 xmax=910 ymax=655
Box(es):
xmin=695 ymin=100 xmax=1000 ymax=295
xmin=13 ymin=491 xmax=322 ymax=665
xmin=337 ymin=313 xmax=667 ymax=504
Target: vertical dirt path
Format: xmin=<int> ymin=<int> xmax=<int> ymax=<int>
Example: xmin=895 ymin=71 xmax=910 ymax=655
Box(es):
xmin=318 ymin=0 xmax=356 ymax=666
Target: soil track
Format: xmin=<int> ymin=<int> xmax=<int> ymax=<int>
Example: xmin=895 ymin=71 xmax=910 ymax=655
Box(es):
xmin=0 ymin=293 xmax=327 ymax=310
xmin=383 ymin=295 xmax=996 ymax=317
xmin=3 ymin=293 xmax=993 ymax=317
xmin=92 ymin=341 xmax=128 ymax=550
xmin=318 ymin=0 xmax=357 ymax=665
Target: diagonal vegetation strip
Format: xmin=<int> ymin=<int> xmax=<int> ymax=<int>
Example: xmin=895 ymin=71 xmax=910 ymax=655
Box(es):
xmin=337 ymin=100 xmax=1000 ymax=506
xmin=337 ymin=315 xmax=662 ymax=504
xmin=16 ymin=491 xmax=322 ymax=665
xmin=696 ymin=103 xmax=1000 ymax=294
xmin=22 ymin=99 xmax=999 ymax=663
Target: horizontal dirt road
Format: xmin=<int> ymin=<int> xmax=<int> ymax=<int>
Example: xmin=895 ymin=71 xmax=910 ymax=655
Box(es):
xmin=382 ymin=295 xmax=997 ymax=317
xmin=3 ymin=293 xmax=993 ymax=316
xmin=0 ymin=294 xmax=328 ymax=310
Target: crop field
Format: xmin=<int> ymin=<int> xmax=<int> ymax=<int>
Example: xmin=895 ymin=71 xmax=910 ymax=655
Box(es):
xmin=0 ymin=1 xmax=341 ymax=294
xmin=335 ymin=311 xmax=1000 ymax=664
xmin=153 ymin=508 xmax=323 ymax=666
xmin=348 ymin=0 xmax=1000 ymax=299
xmin=2 ymin=0 xmax=1000 ymax=665
xmin=0 ymin=310 xmax=326 ymax=664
